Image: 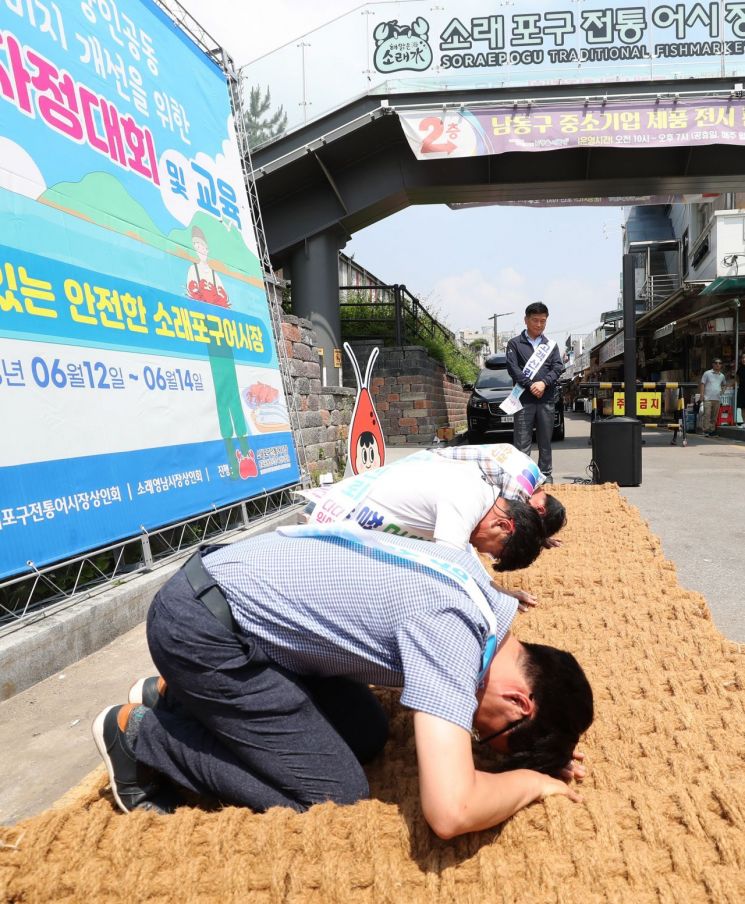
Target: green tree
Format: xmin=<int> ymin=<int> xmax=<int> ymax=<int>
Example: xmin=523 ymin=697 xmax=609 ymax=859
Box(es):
xmin=468 ymin=337 xmax=490 ymax=356
xmin=244 ymin=85 xmax=288 ymax=149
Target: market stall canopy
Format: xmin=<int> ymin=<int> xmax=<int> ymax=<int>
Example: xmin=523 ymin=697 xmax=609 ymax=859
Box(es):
xmin=700 ymin=277 xmax=745 ymax=295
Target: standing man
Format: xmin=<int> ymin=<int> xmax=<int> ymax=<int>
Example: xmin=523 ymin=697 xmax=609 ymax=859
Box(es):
xmin=504 ymin=303 xmax=564 ymax=483
xmin=698 ymin=357 xmax=726 ymax=436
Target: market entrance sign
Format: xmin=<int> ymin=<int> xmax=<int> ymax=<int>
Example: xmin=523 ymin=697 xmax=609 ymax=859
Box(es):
xmin=242 ymin=1 xmax=745 ymax=140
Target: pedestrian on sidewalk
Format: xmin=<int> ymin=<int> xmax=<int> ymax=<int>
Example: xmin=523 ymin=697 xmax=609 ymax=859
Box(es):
xmin=698 ymin=358 xmax=726 ymax=436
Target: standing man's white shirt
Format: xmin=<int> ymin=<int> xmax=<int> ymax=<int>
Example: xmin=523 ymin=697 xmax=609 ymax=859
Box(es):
xmin=700 ymin=368 xmax=726 ymax=400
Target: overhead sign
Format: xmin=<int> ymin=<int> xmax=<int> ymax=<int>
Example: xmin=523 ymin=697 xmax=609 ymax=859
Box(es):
xmin=243 ymin=1 xmax=745 ymax=140
xmin=0 ymin=0 xmax=300 ymax=579
xmin=600 ymin=333 xmax=625 ymax=364
xmin=400 ymin=97 xmax=745 ymax=159
xmin=653 ymin=321 xmax=677 ymax=339
xmin=704 ymin=316 xmax=735 ymax=331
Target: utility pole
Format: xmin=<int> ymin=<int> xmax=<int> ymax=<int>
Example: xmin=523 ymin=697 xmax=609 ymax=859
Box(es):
xmin=488 ymin=311 xmax=514 ymax=353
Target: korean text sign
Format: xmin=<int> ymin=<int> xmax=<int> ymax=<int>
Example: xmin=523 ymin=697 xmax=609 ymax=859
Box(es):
xmin=0 ymin=0 xmax=300 ymax=579
xmin=243 ymin=0 xmax=745 ymax=139
xmin=613 ymin=392 xmax=662 ymax=415
xmin=400 ymin=97 xmax=745 ymax=159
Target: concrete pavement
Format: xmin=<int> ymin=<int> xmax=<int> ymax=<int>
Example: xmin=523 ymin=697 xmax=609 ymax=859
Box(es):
xmin=1 ymin=414 xmax=743 ymax=825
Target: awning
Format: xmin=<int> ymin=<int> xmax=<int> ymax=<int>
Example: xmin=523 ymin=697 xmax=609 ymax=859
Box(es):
xmin=699 ymin=277 xmax=745 ymax=296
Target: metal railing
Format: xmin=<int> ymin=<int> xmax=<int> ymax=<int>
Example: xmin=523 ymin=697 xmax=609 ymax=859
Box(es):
xmin=578 ymin=381 xmax=699 ymax=446
xmin=0 ymin=487 xmax=303 ymax=633
xmin=340 ymin=284 xmax=454 ymax=344
xmin=641 ymin=274 xmax=681 ymax=309
xmin=339 ymin=284 xmax=476 ymax=375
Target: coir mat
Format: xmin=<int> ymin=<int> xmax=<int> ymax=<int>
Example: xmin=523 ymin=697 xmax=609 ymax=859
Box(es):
xmin=1 ymin=484 xmax=744 ymax=904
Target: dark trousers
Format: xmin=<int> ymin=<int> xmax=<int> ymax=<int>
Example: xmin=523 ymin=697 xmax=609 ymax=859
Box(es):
xmin=513 ymin=399 xmax=555 ymax=476
xmin=134 ymin=568 xmax=389 ymax=812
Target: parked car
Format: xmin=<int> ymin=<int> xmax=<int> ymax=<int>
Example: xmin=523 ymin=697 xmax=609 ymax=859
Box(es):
xmin=465 ymin=354 xmax=565 ymax=444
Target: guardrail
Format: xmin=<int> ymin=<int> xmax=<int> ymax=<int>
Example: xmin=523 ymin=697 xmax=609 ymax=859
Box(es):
xmin=641 ymin=274 xmax=681 ymax=310
xmin=578 ymin=381 xmax=700 ymax=446
xmin=339 ymin=284 xmax=476 ymax=377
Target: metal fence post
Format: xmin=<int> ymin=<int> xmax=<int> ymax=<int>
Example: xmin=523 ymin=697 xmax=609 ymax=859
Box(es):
xmin=141 ymin=529 xmax=154 ymax=571
xmin=394 ymin=284 xmax=403 ymax=346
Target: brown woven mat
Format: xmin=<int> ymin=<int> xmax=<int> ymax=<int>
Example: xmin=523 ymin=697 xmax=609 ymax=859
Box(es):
xmin=2 ymin=484 xmax=744 ymax=904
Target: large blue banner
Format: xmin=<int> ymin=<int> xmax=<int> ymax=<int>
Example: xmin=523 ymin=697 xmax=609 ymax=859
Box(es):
xmin=0 ymin=0 xmax=301 ymax=579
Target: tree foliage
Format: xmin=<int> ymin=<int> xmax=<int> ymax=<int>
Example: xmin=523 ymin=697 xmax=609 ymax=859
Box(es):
xmin=244 ymin=85 xmax=288 ymax=149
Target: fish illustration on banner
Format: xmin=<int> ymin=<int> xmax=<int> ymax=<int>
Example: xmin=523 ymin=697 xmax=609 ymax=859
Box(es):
xmin=344 ymin=342 xmax=386 ymax=476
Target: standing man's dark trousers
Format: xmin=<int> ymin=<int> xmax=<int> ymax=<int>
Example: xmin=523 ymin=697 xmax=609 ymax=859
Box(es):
xmin=513 ymin=398 xmax=555 ymax=477
xmin=133 ymin=567 xmax=389 ymax=812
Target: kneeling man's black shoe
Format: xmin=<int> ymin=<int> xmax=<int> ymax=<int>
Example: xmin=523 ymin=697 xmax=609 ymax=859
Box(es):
xmin=92 ymin=703 xmax=171 ymax=814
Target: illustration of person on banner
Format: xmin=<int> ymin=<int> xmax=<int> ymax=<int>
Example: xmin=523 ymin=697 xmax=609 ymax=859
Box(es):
xmin=503 ymin=303 xmax=564 ymax=483
xmin=186 ymin=225 xmax=255 ymax=480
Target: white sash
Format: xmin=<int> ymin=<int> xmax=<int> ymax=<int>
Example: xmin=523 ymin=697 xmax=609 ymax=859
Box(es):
xmin=500 ymin=338 xmax=557 ymax=415
xmin=277 ymin=522 xmax=499 ymax=680
xmin=306 ymin=450 xmax=431 ymax=526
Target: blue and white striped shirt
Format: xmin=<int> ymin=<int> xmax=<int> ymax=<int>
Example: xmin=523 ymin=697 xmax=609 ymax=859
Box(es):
xmin=203 ymin=532 xmax=518 ymax=731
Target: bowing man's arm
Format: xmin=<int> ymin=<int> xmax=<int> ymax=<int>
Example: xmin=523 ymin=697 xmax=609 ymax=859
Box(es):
xmin=413 ymin=711 xmax=579 ymax=839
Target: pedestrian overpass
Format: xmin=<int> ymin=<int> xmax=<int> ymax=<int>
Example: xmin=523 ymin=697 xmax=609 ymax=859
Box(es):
xmin=242 ymin=1 xmax=745 ymax=374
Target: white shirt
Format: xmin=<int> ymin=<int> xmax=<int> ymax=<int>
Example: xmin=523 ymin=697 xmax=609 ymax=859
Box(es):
xmin=351 ymin=458 xmax=497 ymax=549
xmin=700 ymin=369 xmax=726 ymax=401
xmin=525 ymin=330 xmax=544 ymax=350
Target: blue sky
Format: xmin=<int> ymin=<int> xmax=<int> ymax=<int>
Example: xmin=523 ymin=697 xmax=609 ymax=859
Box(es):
xmin=345 ymin=204 xmax=622 ymax=341
xmin=185 ymin=0 xmax=624 ymax=343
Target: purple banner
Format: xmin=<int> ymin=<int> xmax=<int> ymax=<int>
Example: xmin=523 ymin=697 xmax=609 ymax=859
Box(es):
xmin=400 ymin=98 xmax=745 ymax=158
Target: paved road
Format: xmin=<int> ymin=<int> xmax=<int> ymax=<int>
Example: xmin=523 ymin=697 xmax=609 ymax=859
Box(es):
xmin=2 ymin=414 xmax=743 ymax=825
xmin=551 ymin=414 xmax=745 ymax=644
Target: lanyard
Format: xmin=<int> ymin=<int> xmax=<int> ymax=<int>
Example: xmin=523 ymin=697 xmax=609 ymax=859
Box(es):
xmin=277 ymin=523 xmax=499 ymax=681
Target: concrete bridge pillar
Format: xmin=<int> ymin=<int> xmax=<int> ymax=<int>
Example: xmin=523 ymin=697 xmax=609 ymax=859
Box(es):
xmin=287 ymin=229 xmax=346 ymax=387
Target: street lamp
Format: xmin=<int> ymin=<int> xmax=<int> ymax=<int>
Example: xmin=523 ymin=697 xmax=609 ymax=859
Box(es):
xmin=488 ymin=311 xmax=514 ymax=354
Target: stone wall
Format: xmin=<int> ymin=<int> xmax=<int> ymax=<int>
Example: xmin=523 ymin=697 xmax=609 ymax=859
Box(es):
xmin=281 ymin=325 xmax=470 ymax=473
xmin=281 ymin=315 xmax=354 ymax=481
xmin=346 ymin=341 xmax=469 ymax=446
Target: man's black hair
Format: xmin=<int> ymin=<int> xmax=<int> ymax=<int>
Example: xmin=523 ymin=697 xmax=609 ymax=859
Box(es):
xmin=525 ymin=302 xmax=549 ymax=317
xmin=542 ymin=494 xmax=567 ymax=538
xmin=494 ymin=499 xmax=545 ymax=571
xmin=496 ymin=643 xmax=594 ymax=777
xmin=358 ymin=431 xmax=376 ymax=447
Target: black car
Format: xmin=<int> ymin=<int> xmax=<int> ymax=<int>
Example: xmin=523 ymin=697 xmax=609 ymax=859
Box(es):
xmin=465 ymin=354 xmax=565 ymax=444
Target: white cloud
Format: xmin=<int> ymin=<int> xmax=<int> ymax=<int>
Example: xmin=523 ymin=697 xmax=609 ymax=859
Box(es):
xmin=542 ymin=275 xmax=620 ymax=336
xmin=183 ymin=0 xmax=362 ymax=64
xmin=158 ymin=117 xmax=257 ymax=254
xmin=429 ymin=267 xmax=619 ymax=344
xmin=0 ymin=138 xmax=46 ymax=199
xmin=430 ymin=268 xmax=530 ymax=334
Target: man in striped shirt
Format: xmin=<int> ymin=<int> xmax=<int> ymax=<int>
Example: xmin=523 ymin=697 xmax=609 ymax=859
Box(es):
xmin=93 ymin=529 xmax=593 ymax=837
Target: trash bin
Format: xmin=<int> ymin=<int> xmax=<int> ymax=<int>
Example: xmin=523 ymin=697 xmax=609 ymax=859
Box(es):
xmin=591 ymin=417 xmax=642 ymax=486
